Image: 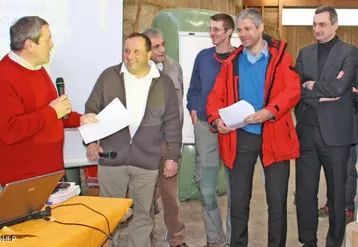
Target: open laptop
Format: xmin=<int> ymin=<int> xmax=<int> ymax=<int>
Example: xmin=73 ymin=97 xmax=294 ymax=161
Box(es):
xmin=0 ymin=170 xmax=65 ymax=228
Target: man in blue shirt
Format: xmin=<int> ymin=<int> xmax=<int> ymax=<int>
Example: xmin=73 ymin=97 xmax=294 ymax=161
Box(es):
xmin=206 ymin=8 xmax=300 ymax=247
xmin=186 ymin=13 xmax=235 ymax=247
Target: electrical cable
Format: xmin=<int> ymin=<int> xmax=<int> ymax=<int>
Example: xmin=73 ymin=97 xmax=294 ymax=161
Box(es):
xmin=48 ymin=203 xmax=112 ymax=240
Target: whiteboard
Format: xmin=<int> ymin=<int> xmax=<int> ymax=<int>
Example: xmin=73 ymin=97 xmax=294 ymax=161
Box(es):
xmin=0 ymin=0 xmax=123 ymax=168
xmin=179 ymin=32 xmax=241 ymax=144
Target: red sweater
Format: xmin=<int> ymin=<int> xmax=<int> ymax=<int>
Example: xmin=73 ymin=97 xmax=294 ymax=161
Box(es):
xmin=0 ymin=55 xmax=81 ymax=185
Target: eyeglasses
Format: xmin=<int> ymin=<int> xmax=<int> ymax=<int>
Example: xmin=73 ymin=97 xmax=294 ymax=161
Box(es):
xmin=207 ymin=27 xmax=227 ymax=33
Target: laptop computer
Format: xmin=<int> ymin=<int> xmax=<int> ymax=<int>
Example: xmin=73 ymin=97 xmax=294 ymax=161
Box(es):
xmin=0 ymin=170 xmax=65 ymax=228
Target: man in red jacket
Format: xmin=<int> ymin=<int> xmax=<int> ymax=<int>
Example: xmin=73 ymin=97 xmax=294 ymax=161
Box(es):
xmin=206 ymin=8 xmax=300 ymax=247
xmin=0 ymin=16 xmax=97 ymax=186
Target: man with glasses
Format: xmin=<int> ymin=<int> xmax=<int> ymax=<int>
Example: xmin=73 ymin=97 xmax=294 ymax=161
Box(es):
xmin=186 ymin=13 xmax=235 ymax=247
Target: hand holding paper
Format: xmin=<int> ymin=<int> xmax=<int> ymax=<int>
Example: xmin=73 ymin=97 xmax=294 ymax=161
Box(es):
xmin=80 ymin=113 xmax=99 ymax=125
xmin=218 ymin=100 xmax=255 ymax=129
xmin=244 ymin=109 xmax=273 ymax=124
xmin=79 ymin=98 xmax=133 ymax=144
xmin=214 ymin=118 xmax=234 ymax=134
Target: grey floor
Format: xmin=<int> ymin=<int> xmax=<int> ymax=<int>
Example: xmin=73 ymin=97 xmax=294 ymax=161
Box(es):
xmin=117 ymin=161 xmax=353 ymax=247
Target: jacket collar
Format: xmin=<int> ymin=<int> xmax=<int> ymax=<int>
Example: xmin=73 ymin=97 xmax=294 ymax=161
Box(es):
xmin=161 ymin=55 xmax=172 ymax=73
xmin=216 ymin=34 xmax=287 ymax=64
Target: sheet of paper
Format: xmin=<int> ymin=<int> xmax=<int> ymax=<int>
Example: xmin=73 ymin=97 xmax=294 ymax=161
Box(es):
xmin=79 ymin=98 xmax=133 ymax=144
xmin=219 ymin=100 xmax=255 ymax=129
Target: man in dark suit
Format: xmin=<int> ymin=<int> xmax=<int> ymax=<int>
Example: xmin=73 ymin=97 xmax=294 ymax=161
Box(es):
xmin=295 ymin=6 xmax=358 ymax=247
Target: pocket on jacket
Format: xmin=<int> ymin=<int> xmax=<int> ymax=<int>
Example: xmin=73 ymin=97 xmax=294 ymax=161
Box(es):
xmin=141 ymin=107 xmax=164 ymax=126
xmin=269 ymin=117 xmax=298 ymax=159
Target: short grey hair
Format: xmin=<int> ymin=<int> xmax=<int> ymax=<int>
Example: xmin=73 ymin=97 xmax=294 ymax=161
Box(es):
xmin=315 ymin=6 xmax=338 ymax=25
xmin=10 ymin=16 xmax=48 ymax=51
xmin=140 ymin=28 xmax=163 ymax=39
xmin=236 ymin=8 xmax=263 ymax=28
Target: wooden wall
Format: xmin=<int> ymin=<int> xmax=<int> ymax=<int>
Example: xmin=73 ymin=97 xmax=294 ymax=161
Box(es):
xmin=283 ymin=26 xmax=358 ymax=62
xmin=123 ymin=0 xmax=358 ymax=62
xmin=256 ymin=7 xmax=358 ymax=63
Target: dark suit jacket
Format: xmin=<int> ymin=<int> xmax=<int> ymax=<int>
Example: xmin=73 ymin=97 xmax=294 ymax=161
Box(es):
xmin=295 ymin=38 xmax=358 ymax=146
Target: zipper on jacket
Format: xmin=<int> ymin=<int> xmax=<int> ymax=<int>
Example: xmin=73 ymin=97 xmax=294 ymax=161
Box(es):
xmin=215 ymin=50 xmax=240 ymax=163
xmin=264 ymin=42 xmax=287 ymax=107
xmin=225 ymin=62 xmax=233 ymax=155
xmin=126 ymin=78 xmax=158 ymax=166
xmin=127 ymin=138 xmax=132 ymax=166
xmin=118 ymin=74 xmax=132 ymax=167
xmin=286 ymin=121 xmax=291 ymax=140
xmin=262 ymin=41 xmax=287 ymax=162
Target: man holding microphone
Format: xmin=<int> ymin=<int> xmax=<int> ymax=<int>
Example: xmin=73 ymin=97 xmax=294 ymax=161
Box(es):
xmin=0 ymin=16 xmax=97 ymax=186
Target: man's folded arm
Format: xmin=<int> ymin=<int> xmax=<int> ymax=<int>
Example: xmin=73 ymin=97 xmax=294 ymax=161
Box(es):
xmin=311 ymin=50 xmax=357 ymax=98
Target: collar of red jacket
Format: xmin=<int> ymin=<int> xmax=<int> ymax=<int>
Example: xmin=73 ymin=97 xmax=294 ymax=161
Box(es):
xmin=216 ymin=34 xmax=287 ymax=64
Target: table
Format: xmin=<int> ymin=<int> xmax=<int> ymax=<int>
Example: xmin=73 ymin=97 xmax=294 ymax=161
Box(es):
xmin=0 ymin=196 xmax=132 ymax=247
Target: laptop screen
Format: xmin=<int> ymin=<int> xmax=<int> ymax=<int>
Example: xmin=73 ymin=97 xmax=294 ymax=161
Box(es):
xmin=0 ymin=170 xmax=65 ymax=226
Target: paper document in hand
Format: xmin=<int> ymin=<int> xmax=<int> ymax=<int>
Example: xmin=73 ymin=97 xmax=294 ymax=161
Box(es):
xmin=219 ymin=100 xmax=255 ymax=129
xmin=79 ymin=98 xmax=133 ymax=144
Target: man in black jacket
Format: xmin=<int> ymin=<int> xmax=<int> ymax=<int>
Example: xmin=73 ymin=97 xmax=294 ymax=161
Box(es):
xmin=295 ymin=6 xmax=358 ymax=247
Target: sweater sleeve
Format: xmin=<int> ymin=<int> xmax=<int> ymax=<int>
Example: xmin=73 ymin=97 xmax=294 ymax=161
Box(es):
xmin=162 ymin=75 xmax=182 ymax=162
xmin=186 ymin=53 xmax=201 ymax=112
xmin=63 ymin=111 xmax=82 ymax=128
xmin=0 ymin=80 xmax=58 ymax=144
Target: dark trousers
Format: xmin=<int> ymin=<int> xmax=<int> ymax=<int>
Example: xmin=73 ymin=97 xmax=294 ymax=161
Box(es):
xmin=230 ymin=129 xmax=290 ymax=247
xmin=296 ymin=126 xmax=350 ymax=247
xmin=324 ymin=145 xmax=357 ymax=211
xmin=345 ymin=145 xmax=357 ymax=211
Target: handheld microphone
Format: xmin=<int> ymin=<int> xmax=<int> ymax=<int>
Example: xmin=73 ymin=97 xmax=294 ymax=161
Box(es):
xmin=99 ymin=151 xmax=117 ymax=159
xmin=55 ymin=77 xmax=69 ymax=120
xmin=33 ymin=206 xmax=52 ymax=219
xmin=0 ymin=206 xmax=52 ymax=227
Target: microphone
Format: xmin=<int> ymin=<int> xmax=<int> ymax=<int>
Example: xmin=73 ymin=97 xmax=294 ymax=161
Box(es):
xmin=0 ymin=206 xmax=52 ymax=227
xmin=99 ymin=151 xmax=117 ymax=159
xmin=55 ymin=77 xmax=69 ymax=120
xmin=32 ymin=206 xmax=52 ymax=219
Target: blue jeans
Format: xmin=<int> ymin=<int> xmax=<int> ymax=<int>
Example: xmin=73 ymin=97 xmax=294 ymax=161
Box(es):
xmin=194 ymin=120 xmax=231 ymax=245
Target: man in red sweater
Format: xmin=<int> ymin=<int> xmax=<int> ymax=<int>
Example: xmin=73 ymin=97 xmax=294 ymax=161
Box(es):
xmin=0 ymin=16 xmax=98 ymax=186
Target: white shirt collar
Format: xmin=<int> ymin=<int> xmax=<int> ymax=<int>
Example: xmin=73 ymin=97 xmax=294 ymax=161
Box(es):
xmin=156 ymin=62 xmax=164 ymax=71
xmin=121 ymin=60 xmax=160 ymax=79
xmin=8 ymin=51 xmax=41 ymax=71
xmin=243 ymin=40 xmax=269 ymax=57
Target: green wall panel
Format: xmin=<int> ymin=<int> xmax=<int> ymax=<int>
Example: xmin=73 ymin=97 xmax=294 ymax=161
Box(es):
xmin=178 ymin=145 xmax=228 ymax=202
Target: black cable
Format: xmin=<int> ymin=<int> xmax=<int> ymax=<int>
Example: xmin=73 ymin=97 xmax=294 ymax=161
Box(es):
xmin=44 ymin=218 xmax=112 ymax=240
xmin=50 ymin=203 xmax=112 ymax=239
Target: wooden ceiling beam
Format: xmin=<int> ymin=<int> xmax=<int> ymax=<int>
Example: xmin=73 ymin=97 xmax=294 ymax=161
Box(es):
xmin=243 ymin=0 xmax=358 ymax=7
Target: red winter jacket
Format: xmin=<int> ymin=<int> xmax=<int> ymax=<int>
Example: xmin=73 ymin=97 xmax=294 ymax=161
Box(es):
xmin=206 ymin=35 xmax=301 ymax=168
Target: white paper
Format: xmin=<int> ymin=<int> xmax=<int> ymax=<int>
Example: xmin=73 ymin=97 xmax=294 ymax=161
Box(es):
xmin=79 ymin=98 xmax=133 ymax=144
xmin=219 ymin=100 xmax=255 ymax=129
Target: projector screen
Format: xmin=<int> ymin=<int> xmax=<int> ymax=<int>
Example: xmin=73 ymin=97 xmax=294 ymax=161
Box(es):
xmin=0 ymin=0 xmax=124 ymax=167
